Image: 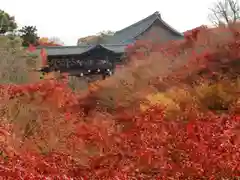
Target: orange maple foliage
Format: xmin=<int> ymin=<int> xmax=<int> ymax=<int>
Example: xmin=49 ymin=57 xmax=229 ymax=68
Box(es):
xmin=0 ymin=24 xmax=239 ymax=179
xmin=38 ymin=37 xmax=62 ymax=46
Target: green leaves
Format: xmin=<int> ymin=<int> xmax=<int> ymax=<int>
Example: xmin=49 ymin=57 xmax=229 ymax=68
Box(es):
xmin=0 ymin=10 xmax=17 ymax=34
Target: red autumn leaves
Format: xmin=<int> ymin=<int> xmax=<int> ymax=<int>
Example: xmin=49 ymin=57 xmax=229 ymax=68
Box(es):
xmin=1 ymin=25 xmax=240 ymax=179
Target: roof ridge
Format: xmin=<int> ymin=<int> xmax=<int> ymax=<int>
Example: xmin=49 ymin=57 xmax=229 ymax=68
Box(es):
xmin=36 ymin=45 xmax=91 ymax=49
xmin=118 ymin=14 xmax=182 ymax=43
xmin=118 ymin=13 xmax=160 ymax=43
xmin=158 ymin=17 xmax=183 ymax=36
xmin=37 ymin=44 xmax=128 ymax=50
xmin=115 ymin=11 xmax=160 ymax=34
xmin=100 ymin=43 xmax=128 ymax=46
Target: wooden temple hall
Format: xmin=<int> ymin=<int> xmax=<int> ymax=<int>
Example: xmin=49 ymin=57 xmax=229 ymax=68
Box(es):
xmin=37 ymin=11 xmax=183 ymax=78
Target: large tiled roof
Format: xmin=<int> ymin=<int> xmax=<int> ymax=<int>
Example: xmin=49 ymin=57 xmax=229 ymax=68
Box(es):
xmin=105 ymin=11 xmax=183 ymax=44
xmin=35 ymin=11 xmax=183 ymax=56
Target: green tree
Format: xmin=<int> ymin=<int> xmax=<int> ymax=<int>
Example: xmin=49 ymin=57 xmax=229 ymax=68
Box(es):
xmin=77 ymin=30 xmax=115 ymax=45
xmin=0 ymin=9 xmax=17 ymax=34
xmin=0 ymin=35 xmax=41 ymax=84
xmin=19 ymin=25 xmax=39 ymax=46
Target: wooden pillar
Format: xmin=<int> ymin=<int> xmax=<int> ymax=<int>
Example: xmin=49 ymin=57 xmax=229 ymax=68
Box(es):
xmin=66 ymin=57 xmax=69 ymax=68
xmin=54 ymin=59 xmax=57 ymax=70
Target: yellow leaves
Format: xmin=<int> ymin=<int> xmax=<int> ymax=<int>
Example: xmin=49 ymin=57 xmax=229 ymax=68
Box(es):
xmin=194 ymin=81 xmax=237 ymax=111
xmin=89 ymin=81 xmax=100 ymax=92
xmin=140 ymin=92 xmax=180 ymax=113
xmin=139 ymin=78 xmax=239 ymax=118
xmin=0 ymin=127 xmax=9 ymax=144
xmin=166 ymin=87 xmax=192 ymax=102
xmin=39 ymin=37 xmax=49 ymax=44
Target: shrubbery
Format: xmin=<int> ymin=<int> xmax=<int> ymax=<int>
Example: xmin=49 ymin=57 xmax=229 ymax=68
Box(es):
xmin=0 ymin=25 xmax=239 ymax=179
xmin=0 ymin=35 xmax=42 ymax=84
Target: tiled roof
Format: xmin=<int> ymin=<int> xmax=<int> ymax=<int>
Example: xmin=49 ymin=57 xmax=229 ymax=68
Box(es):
xmin=101 ymin=44 xmax=128 ymax=53
xmin=44 ymin=45 xmax=91 ymax=56
xmin=36 ymin=44 xmax=127 ymax=56
xmin=105 ymin=11 xmax=183 ymax=44
xmin=34 ymin=11 xmax=183 ymax=56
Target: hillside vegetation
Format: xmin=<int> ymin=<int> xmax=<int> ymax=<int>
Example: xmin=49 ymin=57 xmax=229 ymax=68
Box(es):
xmin=0 ymin=25 xmax=239 ymax=179
xmin=0 ymin=35 xmax=42 ymax=84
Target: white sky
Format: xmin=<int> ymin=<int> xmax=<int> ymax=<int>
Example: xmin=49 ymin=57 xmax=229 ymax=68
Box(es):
xmin=2 ymin=0 xmax=216 ymax=45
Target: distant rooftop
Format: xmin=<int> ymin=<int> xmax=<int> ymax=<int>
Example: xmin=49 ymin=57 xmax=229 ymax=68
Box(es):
xmin=104 ymin=11 xmax=183 ymax=44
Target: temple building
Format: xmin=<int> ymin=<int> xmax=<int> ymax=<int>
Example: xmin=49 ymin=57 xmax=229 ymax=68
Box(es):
xmin=37 ymin=11 xmax=183 ymax=78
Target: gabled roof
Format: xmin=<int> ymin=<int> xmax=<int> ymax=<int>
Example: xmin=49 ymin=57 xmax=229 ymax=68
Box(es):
xmin=35 ymin=44 xmax=127 ymax=56
xmin=33 ymin=11 xmax=183 ymax=56
xmin=105 ymin=11 xmax=183 ymax=44
xmin=37 ymin=45 xmax=92 ymax=56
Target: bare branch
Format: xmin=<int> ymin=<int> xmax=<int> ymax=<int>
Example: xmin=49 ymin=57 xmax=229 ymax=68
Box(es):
xmin=208 ymin=0 xmax=240 ymax=26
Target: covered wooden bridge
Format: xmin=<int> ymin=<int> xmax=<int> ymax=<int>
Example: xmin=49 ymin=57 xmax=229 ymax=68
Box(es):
xmin=38 ymin=44 xmax=127 ymax=78
xmin=36 ymin=11 xmax=183 ymax=79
